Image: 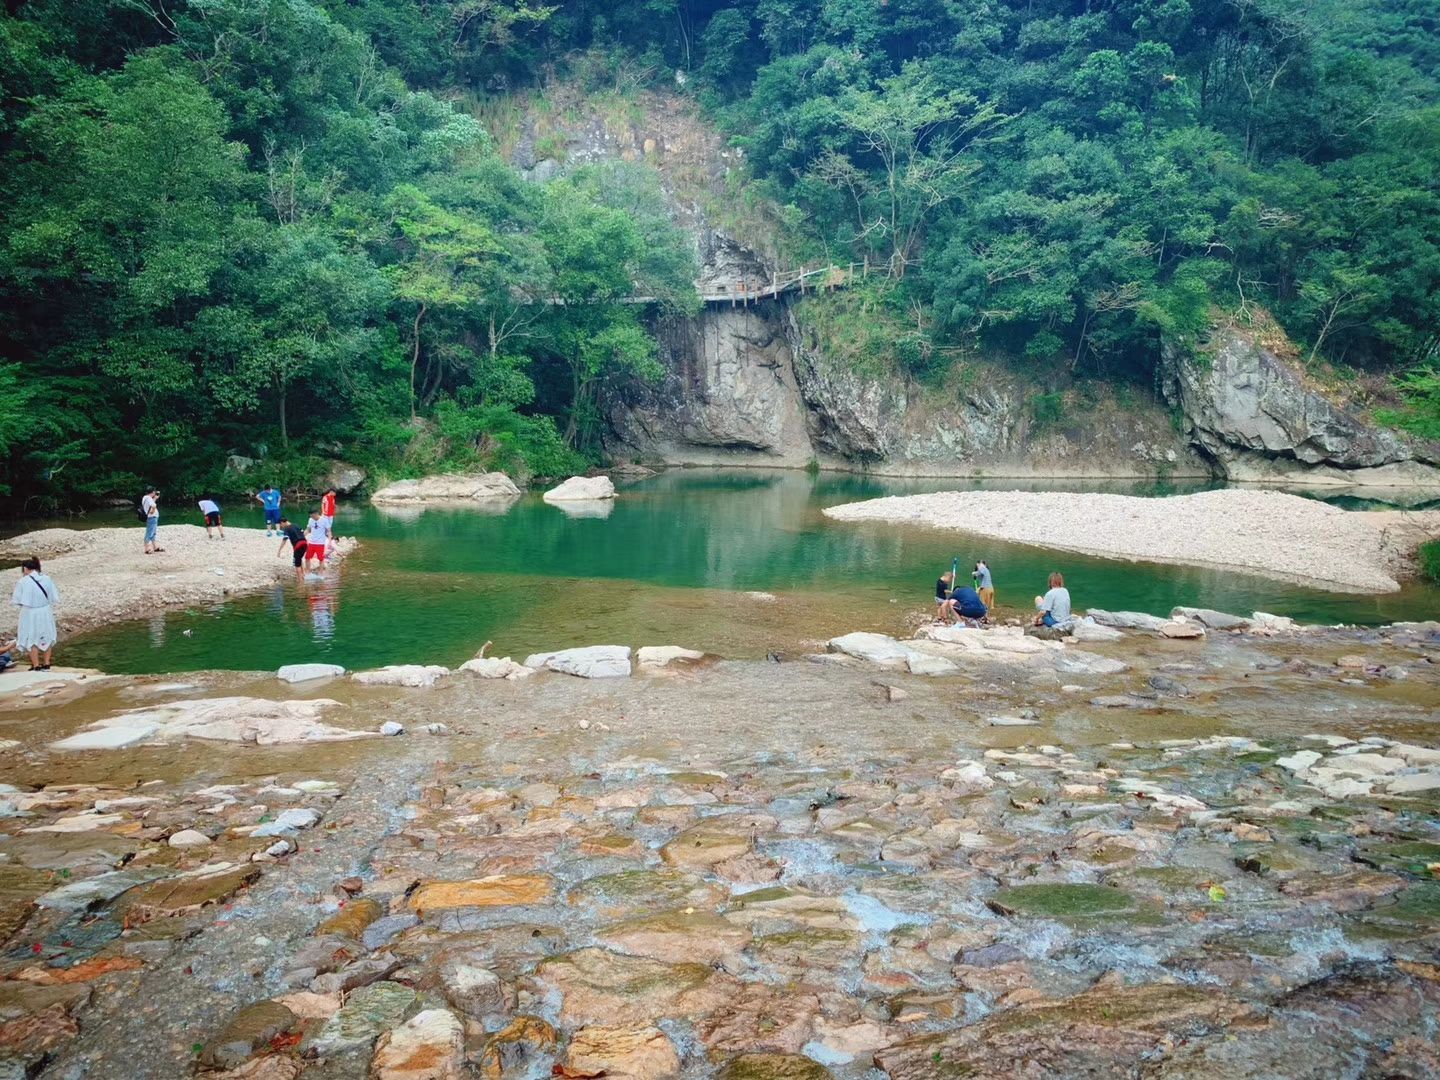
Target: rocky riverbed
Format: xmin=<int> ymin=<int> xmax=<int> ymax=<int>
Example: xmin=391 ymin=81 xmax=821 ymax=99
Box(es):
xmin=1 ymin=618 xmax=1438 ymax=1078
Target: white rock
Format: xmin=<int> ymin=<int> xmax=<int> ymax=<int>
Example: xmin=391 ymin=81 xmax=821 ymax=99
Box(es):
xmin=636 ymin=646 xmax=705 ymax=668
xmin=1085 ymin=609 xmax=1170 ymax=631
xmin=265 ymin=839 xmax=294 ymax=857
xmin=379 ymin=721 xmax=405 ymax=736
xmin=1159 ymin=622 xmax=1206 ymax=639
xmin=168 ymin=829 xmax=212 ymax=848
xmin=424 ymin=723 xmax=449 ymax=736
xmin=907 ymin=653 xmax=959 ymax=676
xmin=1318 ymin=752 xmax=1404 ymax=777
xmin=1071 ymin=621 xmax=1125 ymax=643
xmin=1054 ymin=651 xmax=1128 ymax=676
xmin=979 ymin=633 xmax=1051 ymax=655
xmin=1388 ymin=743 xmax=1440 ymax=767
xmin=52 ymin=698 xmax=365 ymax=750
xmin=23 ymin=813 xmax=126 ymax=833
xmin=353 ymin=665 xmax=451 ymax=688
xmin=939 ymin=761 xmax=994 ymax=795
xmin=913 ymin=624 xmax=986 ymax=648
xmin=1250 ymin=611 xmax=1296 ymax=631
xmin=522 ymin=646 xmax=632 ymax=678
xmin=370 ymin=473 xmax=521 ymax=503
xmin=543 ymin=475 xmax=616 ymax=502
xmin=459 ymin=657 xmax=535 ymax=680
xmin=50 ymin=723 xmax=160 ymax=751
xmin=1385 ymin=770 xmax=1440 ymax=794
xmin=251 ymin=807 xmax=322 ymax=837
xmin=827 ymin=633 xmax=916 ymax=666
xmin=1302 ymin=734 xmax=1356 ymax=748
xmin=988 ymin=716 xmax=1040 ymax=727
xmin=1276 ymin=750 xmax=1323 ymax=772
xmin=277 ymin=663 xmax=346 ymax=684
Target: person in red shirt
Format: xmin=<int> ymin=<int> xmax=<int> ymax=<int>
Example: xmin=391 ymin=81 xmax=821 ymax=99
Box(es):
xmin=319 ymin=489 xmax=337 ymax=554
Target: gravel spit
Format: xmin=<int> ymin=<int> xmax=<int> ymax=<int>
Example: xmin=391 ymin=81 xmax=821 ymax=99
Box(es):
xmin=824 ymin=488 xmax=1440 ymax=593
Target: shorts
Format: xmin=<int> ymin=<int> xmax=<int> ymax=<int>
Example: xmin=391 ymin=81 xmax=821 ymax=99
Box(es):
xmin=1041 ymin=612 xmax=1058 ymax=627
xmin=291 ymin=541 xmax=309 ymax=567
xmin=204 ymin=512 xmax=221 ymax=527
xmin=144 ymin=517 xmax=158 ymax=542
xmin=979 ymin=587 xmax=995 ymax=608
xmin=305 ymin=543 xmax=326 ymax=562
xmin=264 ymin=510 xmax=281 ymax=525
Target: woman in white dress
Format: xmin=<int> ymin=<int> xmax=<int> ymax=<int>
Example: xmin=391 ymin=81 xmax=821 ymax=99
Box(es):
xmin=12 ymin=557 xmax=59 ymax=670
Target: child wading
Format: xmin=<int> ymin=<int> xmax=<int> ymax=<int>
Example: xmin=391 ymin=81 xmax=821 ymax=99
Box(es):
xmin=303 ymin=511 xmax=331 ymax=571
xmin=275 ymin=518 xmax=309 ymax=579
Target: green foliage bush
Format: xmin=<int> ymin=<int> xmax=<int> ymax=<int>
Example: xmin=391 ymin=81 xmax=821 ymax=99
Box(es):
xmin=1419 ymin=541 xmax=1440 ymax=585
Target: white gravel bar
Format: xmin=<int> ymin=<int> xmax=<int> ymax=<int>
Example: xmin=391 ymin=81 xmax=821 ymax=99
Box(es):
xmin=823 ymin=488 xmax=1440 ymax=593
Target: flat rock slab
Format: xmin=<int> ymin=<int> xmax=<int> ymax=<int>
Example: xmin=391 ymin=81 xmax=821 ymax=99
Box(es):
xmin=660 ymin=828 xmax=753 ymax=869
xmin=51 ymin=697 xmax=366 ymax=749
xmin=370 ymin=473 xmax=520 ymax=503
xmin=1071 ymin=622 xmax=1125 ymax=643
xmin=1172 ymin=606 xmax=1251 ymax=630
xmin=121 ymin=864 xmax=261 ymax=923
xmin=317 ymin=897 xmax=383 ymax=938
xmin=276 ymin=663 xmax=345 ymax=683
xmin=562 ymin=1025 xmax=679 ymax=1080
xmin=718 ymin=1054 xmax=835 ymax=1080
xmin=1086 ymin=609 xmax=1171 ymax=631
xmin=408 ymin=875 xmax=553 ymax=912
xmin=637 ymin=646 xmax=706 ymax=668
xmin=353 ymin=665 xmax=451 ymax=688
xmin=201 ymin=1001 xmax=297 ymax=1069
xmin=533 ymin=947 xmax=733 ymax=1026
xmin=523 ymin=646 xmax=632 ymax=678
xmin=1160 ymin=622 xmax=1206 ymax=639
xmin=459 ymin=657 xmax=534 ymax=679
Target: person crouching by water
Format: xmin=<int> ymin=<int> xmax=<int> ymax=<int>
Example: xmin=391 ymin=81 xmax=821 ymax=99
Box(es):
xmin=198 ymin=497 xmax=225 ymax=540
xmin=937 ymin=570 xmax=988 ymax=625
xmin=12 ymin=557 xmax=59 ymax=670
xmin=275 ymin=518 xmax=308 ymax=580
xmin=1033 ymin=571 xmax=1072 ymax=628
xmin=973 ymin=560 xmax=995 ymax=610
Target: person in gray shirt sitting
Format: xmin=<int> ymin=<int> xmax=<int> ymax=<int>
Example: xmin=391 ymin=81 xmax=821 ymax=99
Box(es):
xmin=1033 ymin=571 xmax=1071 ymax=628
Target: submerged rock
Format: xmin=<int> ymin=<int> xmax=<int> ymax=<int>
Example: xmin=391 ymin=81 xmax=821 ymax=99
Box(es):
xmin=561 ymin=1025 xmax=679 ymax=1080
xmin=408 ymin=875 xmax=553 ymax=912
xmin=987 ymin=883 xmax=1136 ymax=919
xmin=303 ymin=981 xmax=418 ymax=1055
xmin=636 ymin=645 xmax=705 ymax=668
xmin=50 ymin=697 xmax=365 ymax=750
xmin=459 ymin=657 xmax=535 ymax=680
xmin=371 ymin=1008 xmax=465 ymax=1080
xmin=200 ymin=1001 xmax=297 ymax=1069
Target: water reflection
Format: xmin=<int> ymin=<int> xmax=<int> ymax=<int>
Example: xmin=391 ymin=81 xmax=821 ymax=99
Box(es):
xmin=550 ymin=499 xmax=615 ymax=519
xmin=304 ymin=574 xmax=341 ymax=643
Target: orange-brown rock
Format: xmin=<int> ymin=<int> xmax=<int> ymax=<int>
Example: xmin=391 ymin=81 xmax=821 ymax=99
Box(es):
xmin=407 ymin=875 xmax=552 ymax=912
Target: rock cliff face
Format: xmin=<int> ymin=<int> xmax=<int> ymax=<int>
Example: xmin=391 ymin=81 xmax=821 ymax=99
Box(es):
xmin=606 ymin=302 xmax=1204 ymax=478
xmin=1161 ymin=326 xmax=1440 ymax=488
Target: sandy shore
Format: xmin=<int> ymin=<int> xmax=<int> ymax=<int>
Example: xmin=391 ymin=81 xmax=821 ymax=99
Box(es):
xmin=1 ymin=524 xmax=355 ymax=637
xmin=824 ymin=488 xmax=1440 ymax=593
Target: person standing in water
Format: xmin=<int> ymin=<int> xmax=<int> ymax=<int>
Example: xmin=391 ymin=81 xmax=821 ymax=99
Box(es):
xmin=256 ymin=484 xmax=283 ymax=537
xmin=198 ymin=497 xmax=225 ymax=540
xmin=303 ymin=510 xmax=330 ymax=570
xmin=275 ymin=517 xmax=309 ymax=579
xmin=319 ymin=488 xmax=337 ymax=555
xmin=12 ymin=557 xmax=59 ymax=670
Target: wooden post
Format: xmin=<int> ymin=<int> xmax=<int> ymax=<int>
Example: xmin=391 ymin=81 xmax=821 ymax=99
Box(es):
xmin=863 ymin=255 xmax=869 ymax=279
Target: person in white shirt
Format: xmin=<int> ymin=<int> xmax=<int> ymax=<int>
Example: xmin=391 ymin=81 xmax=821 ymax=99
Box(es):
xmin=141 ymin=488 xmax=163 ymax=554
xmin=303 ymin=511 xmax=331 ymax=570
xmin=12 ymin=557 xmax=59 ymax=670
xmin=198 ymin=498 xmax=225 ymax=540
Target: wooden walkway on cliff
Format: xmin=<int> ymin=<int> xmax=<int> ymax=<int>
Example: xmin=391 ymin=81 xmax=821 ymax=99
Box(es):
xmin=694 ymin=260 xmax=870 ymax=306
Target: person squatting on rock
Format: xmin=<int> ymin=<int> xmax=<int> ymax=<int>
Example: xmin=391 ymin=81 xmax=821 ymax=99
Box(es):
xmin=12 ymin=557 xmax=59 ymax=670
xmin=936 ymin=569 xmax=988 ymax=624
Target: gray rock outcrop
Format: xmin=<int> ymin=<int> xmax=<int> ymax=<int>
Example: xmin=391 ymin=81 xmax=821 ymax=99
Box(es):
xmin=1162 ymin=325 xmax=1440 ymax=487
xmin=370 ymin=473 xmax=521 ymax=504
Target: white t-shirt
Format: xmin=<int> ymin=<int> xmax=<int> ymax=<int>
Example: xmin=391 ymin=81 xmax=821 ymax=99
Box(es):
xmin=141 ymin=494 xmax=157 ymax=517
xmin=305 ymin=518 xmax=331 ymax=545
xmin=198 ymin=500 xmax=220 ymax=515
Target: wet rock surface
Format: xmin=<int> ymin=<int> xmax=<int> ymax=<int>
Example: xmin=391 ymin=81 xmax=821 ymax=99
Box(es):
xmin=2 ymin=619 xmax=1439 ymax=1077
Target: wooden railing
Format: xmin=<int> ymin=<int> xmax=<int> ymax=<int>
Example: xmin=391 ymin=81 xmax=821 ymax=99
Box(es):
xmin=699 ymin=260 xmax=869 ymax=305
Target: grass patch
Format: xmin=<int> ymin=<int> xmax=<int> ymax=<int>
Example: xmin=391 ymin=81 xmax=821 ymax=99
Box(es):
xmin=1419 ymin=540 xmax=1440 ymax=584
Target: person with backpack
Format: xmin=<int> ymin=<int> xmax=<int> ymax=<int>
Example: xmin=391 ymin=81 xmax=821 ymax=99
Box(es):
xmin=198 ymin=497 xmax=225 ymax=540
xmin=140 ymin=488 xmax=164 ymax=554
xmin=11 ymin=557 xmax=59 ymax=670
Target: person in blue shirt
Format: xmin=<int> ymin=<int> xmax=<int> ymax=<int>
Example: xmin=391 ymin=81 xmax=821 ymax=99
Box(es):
xmin=255 ymin=484 xmax=283 ymax=536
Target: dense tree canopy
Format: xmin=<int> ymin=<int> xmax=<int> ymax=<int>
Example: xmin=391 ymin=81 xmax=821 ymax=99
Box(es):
xmin=0 ymin=0 xmax=1436 ymax=507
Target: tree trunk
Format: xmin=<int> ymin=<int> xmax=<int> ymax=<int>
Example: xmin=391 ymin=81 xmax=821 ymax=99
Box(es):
xmin=278 ymin=378 xmax=289 ymax=448
xmin=409 ymin=303 xmax=427 ymax=419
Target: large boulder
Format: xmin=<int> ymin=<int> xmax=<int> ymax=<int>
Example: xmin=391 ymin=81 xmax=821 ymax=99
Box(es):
xmin=543 ymin=475 xmax=616 ymax=502
xmin=370 ymin=473 xmax=521 ymax=504
xmin=1171 ymin=606 xmax=1250 ymax=630
xmin=1163 ymin=323 xmax=1440 ymax=486
xmin=319 ymin=461 xmax=367 ymax=495
xmin=523 ymin=646 xmax=631 ymax=678
xmin=1086 ymin=609 xmax=1171 ymax=632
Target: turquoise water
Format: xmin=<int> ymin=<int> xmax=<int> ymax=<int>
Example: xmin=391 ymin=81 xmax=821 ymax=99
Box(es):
xmin=53 ymin=469 xmax=1440 ymax=673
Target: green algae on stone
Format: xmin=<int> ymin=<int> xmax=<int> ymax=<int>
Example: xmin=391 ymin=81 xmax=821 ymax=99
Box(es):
xmin=1355 ymin=841 xmax=1440 ymax=877
xmin=566 ymin=869 xmax=717 ymax=916
xmin=987 ymin=883 xmax=1136 ymax=918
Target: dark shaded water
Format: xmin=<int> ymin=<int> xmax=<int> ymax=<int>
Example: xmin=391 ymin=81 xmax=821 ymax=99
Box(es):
xmin=45 ymin=470 xmax=1440 ymax=673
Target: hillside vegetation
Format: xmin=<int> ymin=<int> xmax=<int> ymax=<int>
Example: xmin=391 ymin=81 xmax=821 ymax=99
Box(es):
xmin=1 ymin=1 xmax=1436 ymax=508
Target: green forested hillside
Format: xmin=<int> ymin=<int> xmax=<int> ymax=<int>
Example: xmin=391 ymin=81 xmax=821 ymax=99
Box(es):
xmin=1 ymin=0 xmax=1436 ymax=508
